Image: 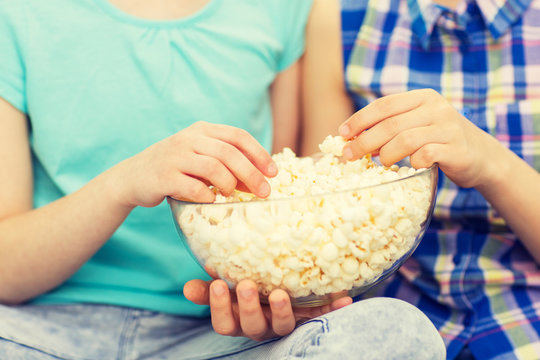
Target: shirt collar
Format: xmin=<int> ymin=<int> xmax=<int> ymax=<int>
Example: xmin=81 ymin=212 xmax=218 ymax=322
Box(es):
xmin=408 ymin=0 xmax=533 ymax=49
xmin=476 ymin=0 xmax=533 ymax=38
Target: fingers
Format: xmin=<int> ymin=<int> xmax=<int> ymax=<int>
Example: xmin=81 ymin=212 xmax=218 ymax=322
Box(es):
xmin=339 ymin=89 xmax=459 ymax=167
xmin=236 ymin=280 xmax=268 ymax=340
xmin=342 ymin=110 xmax=433 ymax=161
xmin=210 ymin=280 xmax=241 ymax=337
xmin=330 ymin=295 xmax=353 ymax=310
xmin=195 ymin=122 xmax=278 ymax=178
xmin=184 ymin=122 xmax=278 ymax=199
xmin=292 ymin=294 xmax=352 ymax=325
xmin=183 ymin=279 xmax=211 ymax=305
xmin=173 ymin=152 xmax=238 ymax=198
xmin=168 ymin=174 xmax=218 ymax=203
xmin=192 ymin=137 xmax=272 ymax=198
xmin=339 ymin=89 xmax=430 ymax=140
xmin=206 ymin=279 xmax=353 ymax=341
xmin=409 ymin=143 xmax=441 ymax=169
xmin=376 ymin=125 xmax=442 ymax=167
xmin=209 ymin=280 xmax=297 ymax=340
xmin=268 ymin=289 xmax=295 ymax=336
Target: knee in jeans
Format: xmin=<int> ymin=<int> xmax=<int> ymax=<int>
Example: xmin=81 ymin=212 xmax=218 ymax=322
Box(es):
xmin=317 ymin=297 xmax=446 ymax=359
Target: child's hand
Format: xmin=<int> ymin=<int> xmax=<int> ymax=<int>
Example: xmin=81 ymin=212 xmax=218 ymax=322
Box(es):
xmin=338 ymin=89 xmax=502 ymax=188
xmin=108 ymin=121 xmax=278 ymax=208
xmin=184 ymin=278 xmax=352 ymax=341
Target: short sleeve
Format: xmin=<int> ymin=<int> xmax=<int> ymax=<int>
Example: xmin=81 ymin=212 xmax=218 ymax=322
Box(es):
xmin=0 ymin=2 xmax=27 ymax=113
xmin=266 ymin=0 xmax=314 ymax=71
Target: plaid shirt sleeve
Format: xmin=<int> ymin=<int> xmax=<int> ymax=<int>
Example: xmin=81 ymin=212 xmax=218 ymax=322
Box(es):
xmin=341 ymin=0 xmax=540 ymax=359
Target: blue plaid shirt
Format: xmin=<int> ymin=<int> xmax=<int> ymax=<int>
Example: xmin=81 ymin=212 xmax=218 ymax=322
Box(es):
xmin=342 ymin=0 xmax=540 ymax=359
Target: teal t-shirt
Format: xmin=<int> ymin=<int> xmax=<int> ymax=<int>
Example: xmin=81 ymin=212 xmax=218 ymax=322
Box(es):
xmin=0 ymin=0 xmax=313 ymax=316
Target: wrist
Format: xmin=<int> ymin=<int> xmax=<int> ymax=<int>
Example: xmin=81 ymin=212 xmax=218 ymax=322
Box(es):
xmin=94 ymin=165 xmax=137 ymax=214
xmin=475 ymin=140 xmax=515 ymax=196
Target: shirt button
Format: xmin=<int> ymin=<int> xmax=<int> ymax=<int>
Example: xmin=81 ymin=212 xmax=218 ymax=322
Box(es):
xmin=460 ymin=107 xmax=471 ymax=119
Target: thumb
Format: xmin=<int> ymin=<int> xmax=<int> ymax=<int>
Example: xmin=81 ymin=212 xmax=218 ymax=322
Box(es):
xmin=184 ymin=279 xmax=211 ymax=305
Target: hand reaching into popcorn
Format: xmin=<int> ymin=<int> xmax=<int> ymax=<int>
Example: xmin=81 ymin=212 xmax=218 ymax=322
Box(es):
xmin=338 ymin=88 xmax=501 ymax=189
xmin=111 ymin=121 xmax=278 ymax=207
xmin=184 ymin=278 xmax=352 ymax=341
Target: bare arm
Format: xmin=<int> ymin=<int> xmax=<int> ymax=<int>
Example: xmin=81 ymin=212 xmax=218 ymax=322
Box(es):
xmin=0 ymin=97 xmax=133 ymax=304
xmin=270 ymin=60 xmax=301 ymax=154
xmin=271 ymin=0 xmax=353 ymax=157
xmin=299 ymin=0 xmax=354 ymax=156
xmin=475 ymin=139 xmax=540 ymax=263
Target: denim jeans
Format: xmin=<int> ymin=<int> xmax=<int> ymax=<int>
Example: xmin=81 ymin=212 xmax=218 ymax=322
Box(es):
xmin=0 ymin=297 xmax=446 ymax=359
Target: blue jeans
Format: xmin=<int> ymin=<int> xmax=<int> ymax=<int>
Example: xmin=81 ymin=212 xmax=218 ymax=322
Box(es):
xmin=0 ymin=297 xmax=446 ymax=359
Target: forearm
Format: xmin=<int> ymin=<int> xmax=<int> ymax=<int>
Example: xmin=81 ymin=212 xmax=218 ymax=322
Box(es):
xmin=477 ymin=144 xmax=540 ymax=263
xmin=0 ymin=171 xmax=134 ymax=304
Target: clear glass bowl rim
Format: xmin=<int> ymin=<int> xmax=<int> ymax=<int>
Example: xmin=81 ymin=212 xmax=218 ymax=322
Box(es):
xmin=168 ymin=162 xmax=438 ymax=207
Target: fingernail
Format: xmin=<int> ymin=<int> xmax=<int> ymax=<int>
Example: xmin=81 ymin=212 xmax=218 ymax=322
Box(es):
xmin=343 ymin=147 xmax=353 ymax=160
xmin=267 ymin=162 xmax=278 ymax=176
xmin=258 ymin=182 xmax=270 ymax=197
xmin=339 ymin=124 xmax=350 ymax=137
xmin=240 ymin=288 xmax=256 ymax=300
xmin=212 ymin=284 xmax=226 ymax=296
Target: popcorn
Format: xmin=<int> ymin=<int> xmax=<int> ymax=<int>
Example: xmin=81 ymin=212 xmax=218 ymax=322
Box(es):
xmin=177 ymin=136 xmax=433 ymax=301
xmin=319 ymin=134 xmax=348 ymax=156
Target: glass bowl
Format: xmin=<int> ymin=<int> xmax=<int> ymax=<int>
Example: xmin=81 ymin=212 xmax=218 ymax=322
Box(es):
xmin=169 ymin=157 xmax=438 ymax=307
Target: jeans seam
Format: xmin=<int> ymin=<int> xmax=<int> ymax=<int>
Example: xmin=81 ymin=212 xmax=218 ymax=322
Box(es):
xmin=287 ymin=318 xmax=328 ymax=359
xmin=209 ymin=338 xmax=281 ymax=360
xmin=0 ymin=336 xmax=76 ymax=360
xmin=117 ymin=308 xmax=140 ymax=360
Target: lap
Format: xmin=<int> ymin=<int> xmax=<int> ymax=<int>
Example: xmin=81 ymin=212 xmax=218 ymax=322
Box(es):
xmin=0 ymin=303 xmax=258 ymax=360
xmin=0 ymin=298 xmax=445 ymax=360
xmin=248 ymin=297 xmax=446 ymax=360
